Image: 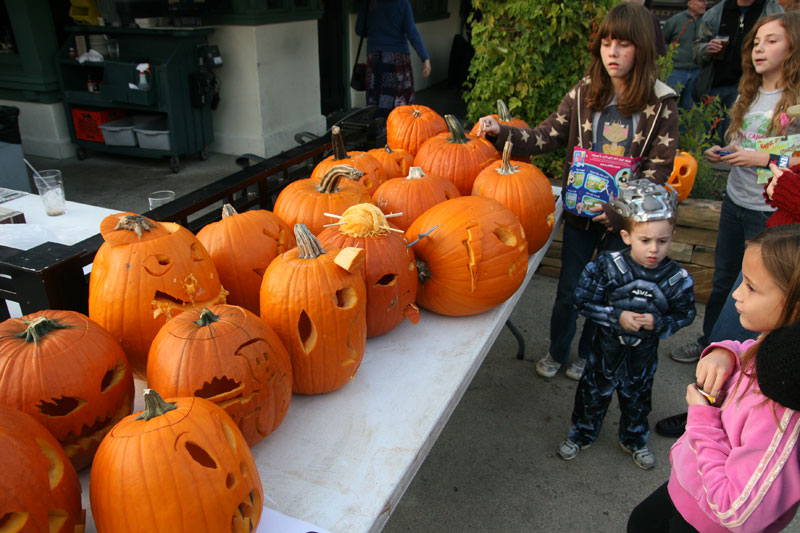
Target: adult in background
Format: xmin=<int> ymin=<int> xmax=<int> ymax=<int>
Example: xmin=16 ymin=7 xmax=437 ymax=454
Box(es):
xmin=355 ymin=0 xmax=432 ymax=124
xmin=663 ymin=0 xmax=708 ymax=109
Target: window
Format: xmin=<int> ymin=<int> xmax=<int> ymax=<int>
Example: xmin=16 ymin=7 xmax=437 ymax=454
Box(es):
xmin=204 ymin=0 xmax=324 ymax=25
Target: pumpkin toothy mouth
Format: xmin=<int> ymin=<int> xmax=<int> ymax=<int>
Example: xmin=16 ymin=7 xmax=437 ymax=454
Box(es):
xmin=59 ymin=394 xmax=131 ymax=460
xmin=152 ymin=285 xmax=228 ymax=320
xmin=231 ymin=489 xmax=261 ymax=533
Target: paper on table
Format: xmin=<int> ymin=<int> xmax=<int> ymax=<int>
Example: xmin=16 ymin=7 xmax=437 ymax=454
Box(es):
xmin=256 ymin=506 xmax=330 ymax=533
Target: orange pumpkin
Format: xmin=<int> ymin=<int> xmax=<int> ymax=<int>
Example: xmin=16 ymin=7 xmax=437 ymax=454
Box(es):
xmin=414 ymin=114 xmax=499 ymax=196
xmin=196 ymin=204 xmax=295 ymax=314
xmin=386 ymin=104 xmax=447 ymax=156
xmin=668 ymin=150 xmax=697 ymax=203
xmin=406 ymin=196 xmax=528 ymax=316
xmin=319 ymin=203 xmax=420 ymax=337
xmin=310 ymin=126 xmax=387 ymax=195
xmin=372 ymin=166 xmax=461 ymax=232
xmin=367 ymin=144 xmax=415 ymax=179
xmin=0 ymin=404 xmax=85 ymax=533
xmin=146 ymin=305 xmax=292 ymax=447
xmin=273 ymin=164 xmax=372 ymax=237
xmin=260 ymin=224 xmax=367 ymax=394
xmin=472 ymin=140 xmax=556 ymax=254
xmin=0 ymin=310 xmax=134 ymax=470
xmin=469 ymin=100 xmax=531 ymax=163
xmin=88 ymin=213 xmax=228 ymax=378
xmin=91 ymin=389 xmax=263 ymax=533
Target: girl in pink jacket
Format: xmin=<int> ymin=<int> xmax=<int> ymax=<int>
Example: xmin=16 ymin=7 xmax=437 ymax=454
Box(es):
xmin=629 ymin=224 xmax=800 ymax=532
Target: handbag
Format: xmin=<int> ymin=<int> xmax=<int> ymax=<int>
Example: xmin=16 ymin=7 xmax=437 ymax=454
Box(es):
xmin=350 ymin=34 xmax=367 ymax=91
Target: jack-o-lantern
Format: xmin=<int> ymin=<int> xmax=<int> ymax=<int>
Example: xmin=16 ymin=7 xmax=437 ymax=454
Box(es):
xmin=0 ymin=310 xmax=134 ymax=470
xmin=196 ymin=204 xmax=295 ymax=315
xmin=0 ymin=404 xmax=85 ymax=533
xmin=668 ymin=150 xmax=697 ymax=202
xmin=319 ymin=203 xmax=420 ymax=337
xmin=366 ymin=145 xmax=415 ymax=179
xmin=91 ymin=389 xmax=263 ymax=533
xmin=372 ymin=166 xmax=460 ymax=232
xmin=147 ymin=305 xmax=292 ymax=447
xmin=260 ymin=224 xmax=367 ymax=394
xmin=406 ymin=196 xmax=528 ymax=316
xmin=310 ymin=126 xmax=387 ymax=195
xmin=89 ymin=213 xmax=228 ymax=378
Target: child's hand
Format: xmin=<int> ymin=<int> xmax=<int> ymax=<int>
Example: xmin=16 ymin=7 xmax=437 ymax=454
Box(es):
xmin=634 ymin=313 xmax=654 ymax=331
xmin=475 ymin=115 xmax=500 ymax=137
xmin=705 ymin=145 xmax=725 ymax=163
xmin=619 ymin=310 xmax=642 ymax=332
xmin=767 ymin=163 xmax=784 ymax=199
xmin=686 ymin=383 xmax=712 ymax=406
xmin=696 ymin=347 xmax=736 ymax=399
xmin=721 ymin=147 xmax=768 ymax=168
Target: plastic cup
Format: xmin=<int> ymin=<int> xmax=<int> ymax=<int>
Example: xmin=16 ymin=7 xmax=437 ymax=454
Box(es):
xmin=148 ymin=190 xmax=175 ymax=210
xmin=33 ymin=169 xmax=66 ymax=216
xmin=713 ymin=35 xmax=729 ymax=59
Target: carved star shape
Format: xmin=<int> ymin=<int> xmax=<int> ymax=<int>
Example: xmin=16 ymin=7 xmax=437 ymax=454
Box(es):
xmin=642 ymin=169 xmax=656 ymax=179
xmin=662 ymin=107 xmax=672 ymax=119
xmin=582 ymin=119 xmax=592 ymax=133
xmin=555 ymin=113 xmax=567 ymax=125
xmin=535 ymin=134 xmax=546 ymax=149
xmin=633 ymin=131 xmax=644 ymax=144
xmin=644 ymin=105 xmax=656 ymax=118
xmin=549 ymin=127 xmax=558 ymax=137
xmin=657 ymin=133 xmax=674 ymax=147
xmin=520 ymin=130 xmax=530 ymax=142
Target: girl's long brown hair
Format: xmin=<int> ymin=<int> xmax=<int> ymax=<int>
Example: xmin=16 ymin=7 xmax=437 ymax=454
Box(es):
xmin=727 ymin=12 xmax=800 ymax=141
xmin=585 ymin=2 xmax=658 ymax=116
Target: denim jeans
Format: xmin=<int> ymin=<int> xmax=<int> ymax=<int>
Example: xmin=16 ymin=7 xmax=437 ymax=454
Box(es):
xmin=700 ymin=193 xmax=770 ymax=346
xmin=666 ymin=68 xmax=699 ymax=111
xmin=549 ymin=220 xmax=625 ymax=365
xmin=708 ymin=270 xmax=758 ymax=344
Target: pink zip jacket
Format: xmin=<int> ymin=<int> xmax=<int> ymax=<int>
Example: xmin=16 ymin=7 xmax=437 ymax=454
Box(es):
xmin=668 ymin=339 xmax=800 ymax=532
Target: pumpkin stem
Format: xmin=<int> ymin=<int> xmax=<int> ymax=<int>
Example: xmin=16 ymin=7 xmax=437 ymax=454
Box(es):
xmin=337 ymin=203 xmax=391 ymax=237
xmin=195 ymin=308 xmax=220 ymax=327
xmin=444 ymin=114 xmax=469 ymax=144
xmin=405 ymin=166 xmax=426 ymax=180
xmin=496 ymin=141 xmax=520 ymax=176
xmin=405 ymin=224 xmax=438 ymax=247
xmin=496 ymin=100 xmax=513 ymax=122
xmin=330 ymin=125 xmax=349 ymax=160
xmin=412 ymin=109 xmax=421 ymax=118
xmin=136 ymin=389 xmax=178 ymax=421
xmin=316 ymin=164 xmax=363 ymax=193
xmin=221 ymin=204 xmax=238 ymax=218
xmin=295 ymin=223 xmax=327 ymax=259
xmin=416 ymin=259 xmax=431 ymax=285
xmin=17 ymin=316 xmax=72 ymax=345
xmin=114 ymin=215 xmax=158 ymax=238
xmin=383 ymin=144 xmax=394 ymax=153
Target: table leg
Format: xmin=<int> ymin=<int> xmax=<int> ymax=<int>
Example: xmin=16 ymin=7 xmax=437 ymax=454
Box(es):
xmin=506 ymin=319 xmax=525 ymax=360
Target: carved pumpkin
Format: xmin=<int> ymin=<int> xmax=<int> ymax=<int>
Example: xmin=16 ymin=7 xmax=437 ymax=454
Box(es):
xmin=414 ymin=114 xmax=499 ymax=196
xmin=372 ymin=166 xmax=461 ymax=232
xmin=472 ymin=141 xmax=556 ymax=254
xmin=386 ymin=104 xmax=447 ymax=156
xmin=469 ymin=100 xmax=532 ymax=163
xmin=146 ymin=305 xmax=292 ymax=447
xmin=273 ymin=165 xmax=372 ymax=237
xmin=0 ymin=310 xmax=134 ymax=470
xmin=668 ymin=150 xmax=697 ymax=203
xmin=367 ymin=144 xmax=415 ymax=179
xmin=260 ymin=224 xmax=367 ymax=394
xmin=91 ymin=389 xmax=263 ymax=533
xmin=319 ymin=203 xmax=420 ymax=337
xmin=406 ymin=196 xmax=528 ymax=316
xmin=196 ymin=204 xmax=295 ymax=314
xmin=310 ymin=126 xmax=387 ymax=195
xmin=0 ymin=404 xmax=85 ymax=533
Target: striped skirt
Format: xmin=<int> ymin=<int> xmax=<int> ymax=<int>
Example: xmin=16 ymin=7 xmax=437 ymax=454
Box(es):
xmin=366 ymin=51 xmax=415 ymax=118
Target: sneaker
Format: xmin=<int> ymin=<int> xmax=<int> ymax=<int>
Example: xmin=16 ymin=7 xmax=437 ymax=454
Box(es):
xmin=557 ymin=439 xmax=590 ymax=461
xmin=670 ymin=342 xmax=702 ymax=363
xmin=619 ymin=441 xmax=656 ymax=470
xmin=565 ymin=358 xmax=586 ymax=381
xmin=654 ymin=412 xmax=688 ymax=438
xmin=535 ymin=354 xmax=561 ymax=378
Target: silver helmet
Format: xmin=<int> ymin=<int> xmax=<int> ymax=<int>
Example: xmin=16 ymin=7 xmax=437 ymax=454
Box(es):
xmin=609 ymin=179 xmax=678 ymax=222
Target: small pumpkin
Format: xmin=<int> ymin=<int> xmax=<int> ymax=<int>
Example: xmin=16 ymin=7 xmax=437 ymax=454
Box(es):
xmin=273 ymin=164 xmax=372 ymax=237
xmin=146 ymin=305 xmax=292 ymax=447
xmin=0 ymin=309 xmax=134 ymax=470
xmin=372 ymin=166 xmax=461 ymax=232
xmin=91 ymin=389 xmax=262 ymax=533
xmin=260 ymin=224 xmax=367 ymax=394
xmin=668 ymin=150 xmax=697 ymax=203
xmin=414 ymin=114 xmax=499 ymax=196
xmin=472 ymin=140 xmax=556 ymax=254
xmin=310 ymin=126 xmax=387 ymax=194
xmin=386 ymin=104 xmax=447 ymax=156
xmin=319 ymin=203 xmax=420 ymax=337
xmin=0 ymin=404 xmax=85 ymax=533
xmin=196 ymin=204 xmax=295 ymax=314
xmin=367 ymin=144 xmax=415 ymax=179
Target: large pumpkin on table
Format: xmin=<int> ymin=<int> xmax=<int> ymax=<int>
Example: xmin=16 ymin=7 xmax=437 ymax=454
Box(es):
xmin=196 ymin=204 xmax=295 ymax=315
xmin=90 ymin=389 xmax=263 ymax=533
xmin=0 ymin=309 xmax=134 ymax=470
xmin=414 ymin=114 xmax=499 ymax=196
xmin=372 ymin=166 xmax=460 ymax=232
xmin=146 ymin=304 xmax=292 ymax=447
xmin=472 ymin=140 xmax=556 ymax=254
xmin=406 ymin=196 xmax=528 ymax=316
xmin=260 ymin=224 xmax=367 ymax=394
xmin=318 ymin=203 xmax=420 ymax=337
xmin=0 ymin=404 xmax=85 ymax=533
xmin=386 ymin=104 xmax=447 ymax=156
xmin=310 ymin=125 xmax=386 ymax=195
xmin=88 ymin=213 xmax=228 ymax=378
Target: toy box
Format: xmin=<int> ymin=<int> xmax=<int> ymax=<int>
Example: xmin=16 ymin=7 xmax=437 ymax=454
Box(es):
xmin=564 ymin=147 xmax=641 ymax=217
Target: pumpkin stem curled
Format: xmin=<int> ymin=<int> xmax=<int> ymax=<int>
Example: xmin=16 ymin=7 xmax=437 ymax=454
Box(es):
xmin=114 ymin=215 xmax=158 ymax=238
xmin=405 ymin=166 xmax=426 ymax=180
xmin=317 ymin=165 xmax=363 ymax=193
xmin=330 ymin=125 xmax=349 ymax=160
xmin=195 ymin=308 xmax=220 ymax=327
xmin=496 ymin=99 xmax=512 ymax=122
xmin=18 ymin=316 xmax=72 ymax=345
xmin=496 ymin=141 xmax=520 ymax=176
xmin=295 ymin=223 xmax=327 ymax=259
xmin=136 ymin=389 xmax=178 ymax=421
xmin=221 ymin=204 xmax=238 ymax=218
xmin=444 ymin=114 xmax=469 ymax=144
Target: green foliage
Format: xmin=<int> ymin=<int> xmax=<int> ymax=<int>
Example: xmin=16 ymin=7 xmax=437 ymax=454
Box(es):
xmin=679 ymin=96 xmax=728 ymax=200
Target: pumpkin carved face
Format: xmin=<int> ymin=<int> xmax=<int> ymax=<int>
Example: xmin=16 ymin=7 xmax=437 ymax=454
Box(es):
xmin=0 ymin=405 xmax=84 ymax=533
xmin=147 ymin=305 xmax=293 ymax=447
xmin=90 ymin=390 xmax=263 ymax=533
xmin=668 ymin=150 xmax=697 ymax=203
xmin=89 ymin=213 xmax=228 ymax=378
xmin=0 ymin=310 xmax=134 ymax=470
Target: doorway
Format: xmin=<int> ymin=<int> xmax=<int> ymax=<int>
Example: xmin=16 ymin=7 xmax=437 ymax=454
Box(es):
xmin=317 ymin=0 xmax=349 ymax=117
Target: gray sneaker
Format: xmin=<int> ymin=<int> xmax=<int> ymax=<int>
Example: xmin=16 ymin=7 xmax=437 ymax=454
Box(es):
xmin=619 ymin=441 xmax=656 ymax=470
xmin=670 ymin=342 xmax=702 ymax=363
xmin=565 ymin=358 xmax=586 ymax=380
xmin=535 ymin=354 xmax=561 ymax=378
xmin=557 ymin=439 xmax=590 ymax=461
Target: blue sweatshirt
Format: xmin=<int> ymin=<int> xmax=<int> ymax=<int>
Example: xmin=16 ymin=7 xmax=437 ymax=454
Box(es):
xmin=355 ymin=0 xmax=429 ymax=61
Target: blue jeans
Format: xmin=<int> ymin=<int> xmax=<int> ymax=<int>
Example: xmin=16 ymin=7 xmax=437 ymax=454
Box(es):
xmin=549 ymin=219 xmax=625 ymax=365
xmin=666 ymin=68 xmax=699 ymax=111
xmin=708 ymin=270 xmax=758 ymax=344
xmin=700 ymin=193 xmax=770 ymax=346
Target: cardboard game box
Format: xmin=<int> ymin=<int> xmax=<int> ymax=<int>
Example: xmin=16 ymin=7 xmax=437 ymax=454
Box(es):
xmin=564 ymin=148 xmax=641 ymax=217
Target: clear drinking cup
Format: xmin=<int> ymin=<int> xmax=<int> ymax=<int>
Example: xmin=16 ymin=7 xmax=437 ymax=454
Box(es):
xmin=148 ymin=190 xmax=175 ymax=210
xmin=33 ymin=169 xmax=66 ymax=216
